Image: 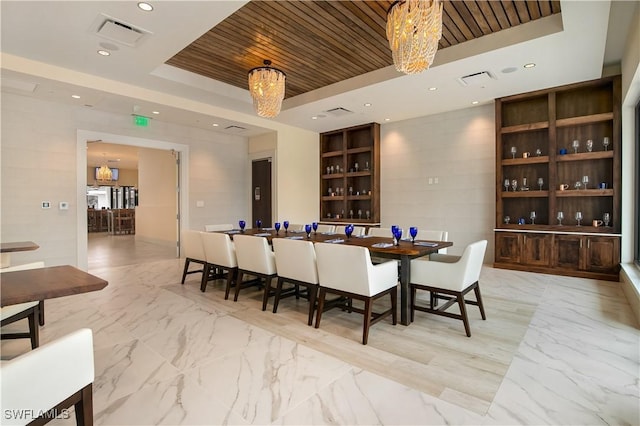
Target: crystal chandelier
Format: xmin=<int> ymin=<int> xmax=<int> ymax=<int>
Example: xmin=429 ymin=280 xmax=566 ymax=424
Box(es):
xmin=386 ymin=0 xmax=443 ymax=75
xmin=248 ymin=60 xmax=286 ymax=118
xmin=96 ymin=164 xmax=112 ymax=181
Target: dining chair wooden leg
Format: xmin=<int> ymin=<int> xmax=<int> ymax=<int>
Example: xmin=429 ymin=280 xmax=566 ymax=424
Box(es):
xmin=314 ymin=288 xmax=327 ymax=329
xmin=234 ymin=271 xmax=244 ymax=302
xmin=38 ymin=300 xmax=45 ymax=326
xmin=261 ymin=276 xmax=273 ymax=311
xmin=272 ymin=277 xmax=285 ymax=314
xmin=224 ymin=269 xmax=236 ymax=300
xmin=362 ymin=298 xmax=373 ymax=345
xmin=200 ymin=263 xmax=211 ymax=292
xmin=307 ymin=285 xmax=318 ymax=326
xmin=181 ymin=259 xmax=191 ymax=284
xmin=473 ymin=282 xmax=487 ymax=320
xmin=457 ymin=292 xmax=471 ymax=337
xmin=29 ymin=304 xmax=40 ymax=349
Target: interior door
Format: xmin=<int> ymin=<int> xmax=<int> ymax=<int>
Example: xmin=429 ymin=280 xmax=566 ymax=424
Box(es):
xmin=252 ymin=158 xmax=272 ymax=227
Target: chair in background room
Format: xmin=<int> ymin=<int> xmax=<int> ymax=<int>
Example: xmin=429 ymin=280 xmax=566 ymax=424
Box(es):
xmin=180 ymin=230 xmax=206 ymax=285
xmin=410 ymin=240 xmax=487 ymax=337
xmin=416 ymin=229 xmax=449 ymax=254
xmin=233 ymin=234 xmax=277 ymax=310
xmin=0 ymin=261 xmax=45 ymax=350
xmin=315 ymin=224 xmax=335 ymax=234
xmin=335 ymin=225 xmax=366 ymax=236
xmin=314 ymin=243 xmax=398 ymax=345
xmin=1 ymin=328 xmax=94 ymax=425
xmin=271 ymin=238 xmax=318 ymax=325
xmin=204 ymin=223 xmax=234 ymax=232
xmin=367 ymin=227 xmax=391 ymax=238
xmin=200 ymin=232 xmax=238 ymax=299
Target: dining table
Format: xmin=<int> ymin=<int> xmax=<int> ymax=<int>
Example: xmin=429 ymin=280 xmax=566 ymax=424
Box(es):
xmin=221 ymin=228 xmax=453 ymax=326
xmin=1 ymin=241 xmax=40 ymax=268
xmin=1 ymin=265 xmax=108 ymax=307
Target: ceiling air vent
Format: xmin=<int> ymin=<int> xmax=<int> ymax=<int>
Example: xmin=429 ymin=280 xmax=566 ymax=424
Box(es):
xmin=457 ymin=71 xmax=496 ymax=87
xmin=325 ymin=107 xmax=354 ymax=117
xmin=224 ymin=125 xmax=247 ymax=133
xmin=96 ymin=18 xmax=145 ymax=47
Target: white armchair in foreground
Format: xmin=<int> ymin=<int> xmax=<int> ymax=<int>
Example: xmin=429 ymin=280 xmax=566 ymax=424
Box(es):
xmin=1 ymin=328 xmax=95 ymax=425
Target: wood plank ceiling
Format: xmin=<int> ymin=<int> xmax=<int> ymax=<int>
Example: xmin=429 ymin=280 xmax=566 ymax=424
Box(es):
xmin=166 ymin=1 xmax=561 ymax=99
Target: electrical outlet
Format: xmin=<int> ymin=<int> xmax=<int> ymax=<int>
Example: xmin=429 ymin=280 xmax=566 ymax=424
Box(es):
xmin=59 ymin=201 xmax=69 ymax=210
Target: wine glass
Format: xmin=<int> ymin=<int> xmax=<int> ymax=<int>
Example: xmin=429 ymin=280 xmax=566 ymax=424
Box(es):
xmin=603 ymin=136 xmax=610 ymax=151
xmin=557 ymin=211 xmax=564 ymax=225
xmin=239 ymin=220 xmax=246 ymax=231
xmin=358 ymin=209 xmax=363 ymax=219
xmin=603 ymin=212 xmax=610 ymax=227
xmin=575 ymin=211 xmax=583 ymax=226
xmin=537 ymin=177 xmax=544 ymax=190
xmin=530 ymin=211 xmax=536 ymax=224
xmin=535 ymin=148 xmax=542 ymax=156
xmin=345 ymin=224 xmax=354 ymax=239
xmin=572 ymin=139 xmax=580 ymax=154
xmin=574 ymin=181 xmax=582 ymax=190
xmin=366 ymin=210 xmax=371 ymax=220
xmin=586 ymin=139 xmax=593 ymax=152
xmin=511 ymin=179 xmax=518 ymax=192
xmin=504 ymin=178 xmax=510 ymax=192
xmin=409 ymin=226 xmax=418 ymax=243
xmin=393 ymin=227 xmax=403 ymax=246
xmin=510 ymin=146 xmax=517 ymax=159
xmin=391 ymin=225 xmax=398 ymax=237
xmin=582 ymin=175 xmax=589 ymax=189
xmin=283 ymin=221 xmax=289 ymax=232
xmin=255 ymin=219 xmax=262 ymax=229
xmin=312 ymin=222 xmax=318 ymax=233
xmin=275 ymin=222 xmax=281 ymax=234
xmin=504 ymin=215 xmax=511 ymax=224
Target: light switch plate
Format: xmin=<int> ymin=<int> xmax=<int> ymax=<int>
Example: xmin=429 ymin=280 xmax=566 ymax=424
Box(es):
xmin=42 ymin=201 xmax=51 ymax=209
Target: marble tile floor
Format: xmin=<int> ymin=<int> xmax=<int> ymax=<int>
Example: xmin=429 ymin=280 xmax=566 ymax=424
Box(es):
xmin=1 ymin=235 xmax=638 ymax=425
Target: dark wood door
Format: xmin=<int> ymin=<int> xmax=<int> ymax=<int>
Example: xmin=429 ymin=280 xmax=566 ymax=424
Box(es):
xmin=522 ymin=234 xmax=552 ymax=267
xmin=554 ymin=235 xmax=583 ymax=270
xmin=585 ymin=236 xmax=620 ymax=273
xmin=494 ymin=232 xmax=521 ymax=264
xmin=252 ymin=159 xmax=272 ymax=228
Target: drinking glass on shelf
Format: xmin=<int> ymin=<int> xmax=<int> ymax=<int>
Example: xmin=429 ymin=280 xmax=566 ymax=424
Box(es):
xmin=530 ymin=211 xmax=536 ymax=225
xmin=535 ymin=148 xmax=542 ymax=156
xmin=504 ymin=178 xmax=510 ymax=192
xmin=366 ymin=210 xmax=371 ymax=220
xmin=511 ymin=179 xmax=518 ymax=192
xmin=409 ymin=227 xmax=418 ymax=243
xmin=574 ymin=181 xmax=582 ymax=190
xmin=349 ymin=209 xmax=354 ymax=219
xmin=557 ymin=211 xmax=564 ymax=225
xmin=582 ymin=175 xmax=589 ymax=189
xmin=603 ymin=212 xmax=611 ymax=227
xmin=537 ymin=177 xmax=544 ymax=190
xmin=358 ymin=209 xmax=363 ymax=219
xmin=504 ymin=215 xmax=511 ymax=224
xmin=603 ymin=136 xmax=610 ymax=151
xmin=572 ymin=139 xmax=580 ymax=154
xmin=586 ymin=139 xmax=593 ymax=152
xmin=575 ymin=211 xmax=583 ymax=226
xmin=510 ymin=146 xmax=517 ymax=159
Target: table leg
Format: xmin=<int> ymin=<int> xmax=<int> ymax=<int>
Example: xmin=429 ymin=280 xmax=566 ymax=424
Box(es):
xmin=399 ymin=255 xmax=410 ymax=326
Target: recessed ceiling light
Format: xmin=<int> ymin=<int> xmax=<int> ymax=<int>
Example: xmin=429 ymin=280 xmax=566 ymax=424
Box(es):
xmin=152 ymin=111 xmax=160 ymax=115
xmin=364 ymin=103 xmax=372 ymax=107
xmin=212 ymin=123 xmax=219 ymax=127
xmin=428 ymin=87 xmax=437 ymax=91
xmin=97 ymin=50 xmax=111 ymax=56
xmin=137 ymin=2 xmax=153 ymax=11
xmin=472 ymin=101 xmax=479 ymax=105
xmin=311 ymin=116 xmax=318 ymax=120
xmin=71 ymin=95 xmax=81 ymax=99
xmin=524 ymin=63 xmax=536 ymax=69
xmin=384 ymin=118 xmax=391 ymax=121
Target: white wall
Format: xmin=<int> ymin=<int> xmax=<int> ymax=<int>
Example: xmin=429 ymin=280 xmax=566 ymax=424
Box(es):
xmin=1 ymin=92 xmax=249 ymax=268
xmin=380 ymin=105 xmax=496 ymax=260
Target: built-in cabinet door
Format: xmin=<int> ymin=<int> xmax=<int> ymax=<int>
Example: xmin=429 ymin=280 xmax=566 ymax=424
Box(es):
xmin=554 ymin=234 xmax=583 ymax=270
xmin=585 ymin=236 xmax=620 ymax=273
xmin=495 ymin=233 xmax=521 ymax=264
xmin=522 ymin=233 xmax=552 ymax=267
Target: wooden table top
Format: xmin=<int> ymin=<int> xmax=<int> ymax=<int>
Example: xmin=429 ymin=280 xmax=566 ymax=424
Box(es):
xmin=223 ymin=228 xmax=452 ymax=257
xmin=1 ymin=265 xmax=108 ymax=306
xmin=0 ymin=241 xmax=40 ymax=253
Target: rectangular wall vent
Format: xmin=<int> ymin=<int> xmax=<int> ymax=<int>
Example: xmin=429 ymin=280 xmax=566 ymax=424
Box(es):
xmin=457 ymin=71 xmax=495 ymax=87
xmin=325 ymin=107 xmax=354 ymax=117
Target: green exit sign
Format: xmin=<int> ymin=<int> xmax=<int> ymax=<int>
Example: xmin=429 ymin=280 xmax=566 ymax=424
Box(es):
xmin=133 ymin=115 xmax=149 ymax=127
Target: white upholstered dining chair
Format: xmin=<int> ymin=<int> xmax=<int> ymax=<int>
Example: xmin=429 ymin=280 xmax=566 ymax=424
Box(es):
xmin=204 ymin=223 xmax=234 ymax=232
xmin=180 ymin=230 xmax=206 ymax=285
xmin=410 ymin=240 xmax=487 ymax=337
xmin=1 ymin=328 xmax=95 ymax=425
xmin=0 ymin=261 xmax=45 ymax=350
xmin=314 ymin=243 xmax=398 ymax=345
xmin=200 ymin=231 xmax=238 ymax=298
xmin=233 ymin=234 xmax=277 ymax=310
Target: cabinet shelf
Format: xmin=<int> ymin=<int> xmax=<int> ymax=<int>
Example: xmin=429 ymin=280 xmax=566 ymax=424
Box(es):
xmin=321 ymin=150 xmax=343 ymax=158
xmin=347 ymin=147 xmax=372 ymax=154
xmin=502 ymin=156 xmax=549 ymax=166
xmin=556 ymin=151 xmax=614 ymax=162
xmin=347 ymin=195 xmax=371 ymax=200
xmin=495 ymin=76 xmax=621 ymax=281
xmin=322 ymin=173 xmax=344 ymax=179
xmin=555 ymin=189 xmax=613 ymax=197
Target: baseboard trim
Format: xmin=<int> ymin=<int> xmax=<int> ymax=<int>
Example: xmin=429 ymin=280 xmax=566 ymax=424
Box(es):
xmin=620 ymin=263 xmax=640 ymax=327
